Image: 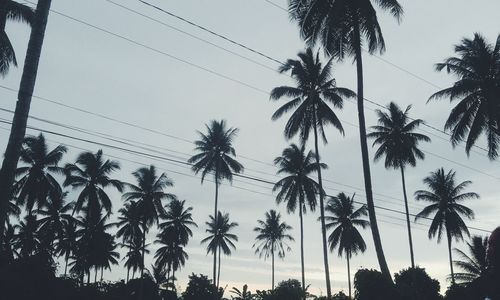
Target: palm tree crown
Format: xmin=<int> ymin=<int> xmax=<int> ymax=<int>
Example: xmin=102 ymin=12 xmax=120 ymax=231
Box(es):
xmin=429 ymin=33 xmax=500 ymax=159
xmin=159 ymin=199 xmax=197 ymax=246
xmin=253 ymin=210 xmax=294 ymax=260
xmin=453 ymin=235 xmax=488 ymax=284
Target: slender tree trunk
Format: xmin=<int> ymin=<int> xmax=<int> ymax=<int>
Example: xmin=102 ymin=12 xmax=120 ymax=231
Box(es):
xmin=87 ymin=271 xmax=90 ymax=285
xmin=172 ymin=268 xmax=175 ymax=288
xmin=213 ymin=169 xmax=219 ymax=285
xmin=64 ymin=253 xmax=69 ymax=276
xmin=94 ymin=268 xmax=98 ymax=283
xmin=0 ymin=0 xmax=52 ymax=243
xmin=447 ymin=230 xmax=455 ymax=284
xmin=347 ymin=254 xmax=352 ymax=300
xmin=271 ymin=244 xmax=275 ymax=290
xmin=312 ymin=112 xmax=332 ymax=298
xmin=217 ymin=245 xmax=221 ymax=288
xmin=139 ymin=229 xmax=147 ymax=300
xmin=299 ymin=201 xmax=306 ymax=300
xmin=126 ymin=267 xmax=130 ymax=283
xmin=100 ymin=267 xmax=103 ymax=282
xmin=132 ymin=269 xmax=136 ymax=280
xmin=353 ymin=22 xmax=391 ymax=282
xmin=400 ymin=165 xmax=415 ymax=269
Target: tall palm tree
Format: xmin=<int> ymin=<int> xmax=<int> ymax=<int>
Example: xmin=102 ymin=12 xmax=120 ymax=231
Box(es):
xmin=159 ymin=199 xmax=197 ymax=246
xmin=367 ymin=102 xmax=430 ymax=268
xmin=55 ymin=218 xmax=78 ymax=276
xmin=0 ymin=0 xmax=53 ymax=240
xmin=14 ymin=134 xmax=67 ymax=215
xmin=188 ymin=119 xmax=243 ymax=283
xmin=0 ymin=0 xmax=34 ymax=76
xmin=253 ymin=209 xmax=294 ymax=290
xmin=155 ymin=226 xmax=188 ymax=288
xmin=429 ymin=33 xmax=500 ymax=159
xmin=122 ymin=237 xmax=148 ymax=282
xmin=64 ymin=150 xmax=123 ymax=224
xmin=201 ymin=211 xmax=238 ymax=288
xmin=415 ymin=168 xmax=478 ymax=284
xmin=325 ymin=193 xmax=369 ymax=299
xmin=288 ymin=0 xmax=403 ymax=282
xmin=270 ymin=48 xmax=354 ymax=296
xmin=273 ymin=143 xmax=324 ymax=297
xmin=453 ymin=235 xmax=488 ymax=284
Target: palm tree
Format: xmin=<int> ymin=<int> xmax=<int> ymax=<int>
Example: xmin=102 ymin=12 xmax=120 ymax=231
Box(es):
xmin=429 ymin=33 xmax=500 ymax=159
xmin=95 ymin=232 xmax=120 ymax=282
xmin=453 ymin=235 xmax=488 ymax=284
xmin=230 ymin=284 xmax=254 ymax=300
xmin=367 ymin=102 xmax=430 ymax=268
xmin=0 ymin=222 xmax=19 ymax=264
xmin=253 ymin=209 xmax=294 ymax=290
xmin=325 ymin=193 xmax=369 ymax=299
xmin=288 ymin=0 xmax=403 ymax=282
xmin=159 ymin=199 xmax=197 ymax=246
xmin=55 ymin=218 xmax=78 ymax=276
xmin=116 ymin=200 xmax=143 ymax=247
xmin=270 ymin=48 xmax=355 ymax=296
xmin=0 ymin=0 xmax=34 ymax=76
xmin=0 ymin=0 xmax=53 ymax=240
xmin=188 ymin=119 xmax=243 ymax=283
xmin=64 ymin=150 xmax=123 ymax=224
xmin=273 ymin=143 xmax=324 ymax=296
xmin=14 ymin=134 xmax=67 ymax=215
xmin=122 ymin=237 xmax=148 ymax=282
xmin=201 ymin=211 xmax=238 ymax=288
xmin=13 ymin=214 xmax=40 ymax=257
xmin=122 ymin=165 xmax=176 ymax=280
xmin=415 ymin=168 xmax=478 ymax=284
xmin=154 ymin=227 xmax=188 ymax=288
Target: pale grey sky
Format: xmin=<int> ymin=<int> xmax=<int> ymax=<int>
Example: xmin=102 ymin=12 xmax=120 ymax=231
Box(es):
xmin=2 ymin=0 xmax=500 ymax=296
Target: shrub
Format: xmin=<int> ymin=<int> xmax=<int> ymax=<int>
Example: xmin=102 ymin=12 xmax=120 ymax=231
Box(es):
xmin=394 ymin=267 xmax=442 ymax=300
xmin=354 ymin=269 xmax=398 ymax=300
xmin=182 ymin=273 xmax=222 ymax=300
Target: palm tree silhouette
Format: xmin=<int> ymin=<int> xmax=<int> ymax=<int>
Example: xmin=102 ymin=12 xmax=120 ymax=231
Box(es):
xmin=230 ymin=284 xmax=254 ymax=300
xmin=188 ymin=119 xmax=243 ymax=283
xmin=94 ymin=231 xmax=120 ymax=282
xmin=14 ymin=134 xmax=67 ymax=216
xmin=159 ymin=199 xmax=197 ymax=246
xmin=64 ymin=150 xmax=123 ymax=224
xmin=273 ymin=143 xmax=324 ymax=297
xmin=0 ymin=223 xmax=18 ymax=264
xmin=288 ymin=0 xmax=403 ymax=282
xmin=270 ymin=48 xmax=355 ymax=295
xmin=415 ymin=168 xmax=478 ymax=284
xmin=253 ymin=209 xmax=294 ymax=290
xmin=368 ymin=102 xmax=430 ymax=268
xmin=429 ymin=33 xmax=500 ymax=159
xmin=0 ymin=0 xmax=34 ymax=76
xmin=201 ymin=211 xmax=238 ymax=288
xmin=13 ymin=214 xmax=40 ymax=257
xmin=55 ymin=218 xmax=78 ymax=276
xmin=123 ymin=237 xmax=148 ymax=282
xmin=325 ymin=192 xmax=369 ymax=299
xmin=155 ymin=226 xmax=188 ymax=288
xmin=453 ymin=235 xmax=488 ymax=284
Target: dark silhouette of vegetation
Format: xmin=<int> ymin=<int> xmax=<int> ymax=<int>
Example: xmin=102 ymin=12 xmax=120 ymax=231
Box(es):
xmin=415 ymin=168 xmax=478 ymax=284
xmin=182 ymin=273 xmax=222 ymax=300
xmin=394 ymin=267 xmax=441 ymax=300
xmin=368 ymin=102 xmax=430 ymax=268
xmin=354 ymin=269 xmax=398 ymax=300
xmin=453 ymin=235 xmax=488 ymax=284
xmin=230 ymin=284 xmax=254 ymax=300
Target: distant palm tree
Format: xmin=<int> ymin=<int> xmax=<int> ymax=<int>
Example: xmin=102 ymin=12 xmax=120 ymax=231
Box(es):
xmin=159 ymin=199 xmax=197 ymax=246
xmin=188 ymin=119 xmax=243 ymax=283
xmin=36 ymin=191 xmax=74 ymax=251
xmin=0 ymin=222 xmax=19 ymax=263
xmin=201 ymin=211 xmax=238 ymax=288
xmin=273 ymin=143 xmax=324 ymax=295
xmin=14 ymin=134 xmax=67 ymax=215
xmin=123 ymin=237 xmax=148 ymax=282
xmin=453 ymin=235 xmax=488 ymax=284
xmin=155 ymin=226 xmax=188 ymax=288
xmin=368 ymin=102 xmax=430 ymax=268
xmin=95 ymin=232 xmax=120 ymax=282
xmin=270 ymin=48 xmax=355 ymax=295
xmin=13 ymin=214 xmax=40 ymax=257
xmin=325 ymin=193 xmax=369 ymax=299
xmin=288 ymin=0 xmax=403 ymax=283
xmin=123 ymin=165 xmax=176 ymax=280
xmin=55 ymin=218 xmax=78 ymax=276
xmin=116 ymin=200 xmax=143 ymax=249
xmin=415 ymin=168 xmax=478 ymax=284
xmin=253 ymin=209 xmax=294 ymax=290
xmin=429 ymin=33 xmax=500 ymax=159
xmin=64 ymin=150 xmax=123 ymax=224
xmin=0 ymin=0 xmax=34 ymax=76
xmin=230 ymin=284 xmax=254 ymax=300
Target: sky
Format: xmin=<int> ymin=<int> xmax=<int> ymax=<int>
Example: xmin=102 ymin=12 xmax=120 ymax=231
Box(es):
xmin=2 ymin=0 xmax=500 ymax=297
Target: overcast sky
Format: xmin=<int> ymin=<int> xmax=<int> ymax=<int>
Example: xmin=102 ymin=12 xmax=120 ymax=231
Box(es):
xmin=2 ymin=0 xmax=500 ymax=296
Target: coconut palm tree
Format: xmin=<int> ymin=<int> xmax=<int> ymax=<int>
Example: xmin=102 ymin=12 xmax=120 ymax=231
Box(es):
xmin=201 ymin=211 xmax=238 ymax=288
xmin=14 ymin=134 xmax=67 ymax=215
xmin=253 ymin=209 xmax=294 ymax=290
xmin=95 ymin=232 xmax=120 ymax=282
xmin=367 ymin=102 xmax=430 ymax=268
xmin=122 ymin=165 xmax=176 ymax=280
xmin=13 ymin=214 xmax=40 ymax=257
xmin=230 ymin=284 xmax=254 ymax=300
xmin=0 ymin=222 xmax=19 ymax=264
xmin=0 ymin=0 xmax=53 ymax=240
xmin=0 ymin=0 xmax=34 ymax=76
xmin=116 ymin=200 xmax=143 ymax=248
xmin=273 ymin=143 xmax=324 ymax=295
xmin=415 ymin=168 xmax=478 ymax=284
xmin=453 ymin=235 xmax=488 ymax=284
xmin=325 ymin=192 xmax=369 ymax=299
xmin=270 ymin=48 xmax=355 ymax=295
xmin=123 ymin=237 xmax=148 ymax=282
xmin=288 ymin=0 xmax=403 ymax=283
xmin=155 ymin=226 xmax=188 ymax=288
xmin=429 ymin=33 xmax=500 ymax=159
xmin=159 ymin=199 xmax=197 ymax=246
xmin=188 ymin=119 xmax=243 ymax=283
xmin=55 ymin=218 xmax=78 ymax=276
xmin=64 ymin=150 xmax=123 ymax=224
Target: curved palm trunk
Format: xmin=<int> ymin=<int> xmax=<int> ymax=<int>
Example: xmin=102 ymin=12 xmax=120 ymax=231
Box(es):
xmin=271 ymin=244 xmax=275 ymax=290
xmin=446 ymin=230 xmax=455 ymax=284
xmin=0 ymin=0 xmax=52 ymax=241
xmin=213 ymin=170 xmax=219 ymax=285
xmin=400 ymin=165 xmax=415 ymax=268
xmin=353 ymin=22 xmax=391 ymax=282
xmin=347 ymin=254 xmax=351 ymax=299
xmin=299 ymin=201 xmax=306 ymax=300
xmin=312 ymin=113 xmax=332 ymax=298
xmin=217 ymin=245 xmax=221 ymax=288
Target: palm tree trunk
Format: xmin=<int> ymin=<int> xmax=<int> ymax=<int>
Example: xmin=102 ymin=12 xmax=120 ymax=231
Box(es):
xmin=172 ymin=268 xmax=175 ymax=288
xmin=400 ymin=165 xmax=415 ymax=269
xmin=100 ymin=267 xmax=103 ymax=282
xmin=353 ymin=21 xmax=392 ymax=283
xmin=312 ymin=112 xmax=332 ymax=298
xmin=447 ymin=230 xmax=455 ymax=284
xmin=347 ymin=254 xmax=351 ymax=300
xmin=299 ymin=201 xmax=306 ymax=300
xmin=271 ymin=244 xmax=275 ymax=290
xmin=213 ymin=169 xmax=219 ymax=285
xmin=94 ymin=268 xmax=98 ymax=283
xmin=64 ymin=253 xmax=69 ymax=276
xmin=87 ymin=271 xmax=90 ymax=285
xmin=0 ymin=0 xmax=52 ymax=242
xmin=126 ymin=267 xmax=130 ymax=283
xmin=217 ymin=245 xmax=221 ymax=288
xmin=139 ymin=229 xmax=147 ymax=300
